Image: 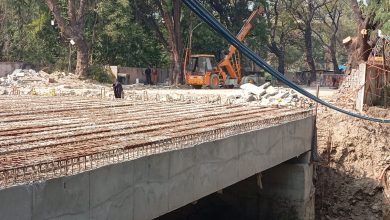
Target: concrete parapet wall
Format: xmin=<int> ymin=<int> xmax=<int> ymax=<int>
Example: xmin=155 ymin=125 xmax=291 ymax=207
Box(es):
xmin=0 ymin=117 xmax=313 ymax=220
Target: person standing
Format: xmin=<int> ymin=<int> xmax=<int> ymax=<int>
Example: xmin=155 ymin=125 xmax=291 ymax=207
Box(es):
xmin=145 ymin=65 xmax=152 ymax=85
xmin=113 ymin=80 xmax=123 ymax=99
xmin=152 ymin=68 xmax=158 ymax=85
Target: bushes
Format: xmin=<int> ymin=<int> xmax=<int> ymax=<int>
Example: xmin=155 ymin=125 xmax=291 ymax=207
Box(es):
xmin=87 ymin=65 xmax=114 ymax=84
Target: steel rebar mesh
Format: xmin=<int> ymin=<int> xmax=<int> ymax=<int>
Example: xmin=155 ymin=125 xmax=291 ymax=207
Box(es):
xmin=0 ymin=95 xmax=313 ymax=188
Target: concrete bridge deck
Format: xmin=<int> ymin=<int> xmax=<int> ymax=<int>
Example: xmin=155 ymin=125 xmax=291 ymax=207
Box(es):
xmin=0 ymin=95 xmax=314 ymax=219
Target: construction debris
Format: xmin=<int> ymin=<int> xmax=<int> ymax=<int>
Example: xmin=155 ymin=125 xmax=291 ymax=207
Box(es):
xmin=0 ymin=69 xmax=106 ymax=97
xmin=226 ymin=83 xmax=308 ymax=107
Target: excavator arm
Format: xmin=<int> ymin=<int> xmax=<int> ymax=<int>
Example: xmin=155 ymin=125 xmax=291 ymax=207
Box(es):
xmin=217 ymin=6 xmax=264 ymax=82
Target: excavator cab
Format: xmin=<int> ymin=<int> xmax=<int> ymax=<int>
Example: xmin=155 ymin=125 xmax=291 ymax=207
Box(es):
xmin=187 ymin=55 xmax=214 ymax=74
xmin=185 ymin=54 xmax=219 ymax=89
xmin=183 ymin=6 xmax=264 ymax=89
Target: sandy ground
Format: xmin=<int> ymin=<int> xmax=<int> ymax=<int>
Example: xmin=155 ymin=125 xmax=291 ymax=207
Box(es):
xmin=123 ymin=85 xmax=337 ymax=99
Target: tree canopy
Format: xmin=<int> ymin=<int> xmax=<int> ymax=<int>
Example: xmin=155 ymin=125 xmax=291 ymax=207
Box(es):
xmin=1 ymin=0 xmax=390 ymax=81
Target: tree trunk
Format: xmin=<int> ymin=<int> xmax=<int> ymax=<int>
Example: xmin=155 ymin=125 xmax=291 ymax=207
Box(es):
xmin=156 ymin=0 xmax=181 ymax=85
xmin=304 ymin=24 xmax=316 ymax=83
xmin=76 ymin=40 xmax=89 ymax=77
xmin=268 ymin=41 xmax=285 ymax=75
xmin=45 ymin=0 xmax=88 ymax=77
xmin=171 ymin=50 xmax=180 ymax=85
xmin=278 ymin=49 xmax=285 ymax=75
xmin=173 ymin=0 xmax=183 ymax=84
xmin=346 ymin=23 xmax=373 ymax=70
xmin=330 ymin=34 xmax=339 ymax=74
xmin=346 ymin=0 xmax=378 ymax=70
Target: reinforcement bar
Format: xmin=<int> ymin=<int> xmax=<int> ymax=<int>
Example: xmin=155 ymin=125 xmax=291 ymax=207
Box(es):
xmin=0 ymin=96 xmax=312 ymax=188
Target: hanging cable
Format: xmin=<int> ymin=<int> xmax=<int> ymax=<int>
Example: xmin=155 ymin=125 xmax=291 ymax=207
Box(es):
xmin=182 ymin=0 xmax=390 ymax=123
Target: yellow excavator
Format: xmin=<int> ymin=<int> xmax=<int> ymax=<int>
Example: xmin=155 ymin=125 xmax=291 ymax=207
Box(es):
xmin=184 ymin=6 xmax=264 ymax=89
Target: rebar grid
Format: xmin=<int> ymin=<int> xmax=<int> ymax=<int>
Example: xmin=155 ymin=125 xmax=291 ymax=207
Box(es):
xmin=0 ymin=95 xmax=313 ymax=188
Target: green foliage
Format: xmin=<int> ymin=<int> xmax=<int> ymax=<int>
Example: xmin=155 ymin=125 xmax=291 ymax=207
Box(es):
xmin=87 ymin=65 xmax=114 ymax=84
xmin=1 ymin=0 xmax=390 ymax=77
xmin=371 ymin=1 xmax=390 ymax=34
xmin=0 ymin=0 xmax=168 ymax=71
xmin=264 ymin=72 xmax=272 ymax=81
xmin=92 ymin=0 xmax=169 ymax=67
xmin=183 ymin=0 xmax=268 ymax=65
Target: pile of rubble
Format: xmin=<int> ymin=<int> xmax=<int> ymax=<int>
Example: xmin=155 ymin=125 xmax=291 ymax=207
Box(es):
xmin=0 ymin=69 xmax=107 ymax=97
xmin=228 ymin=82 xmax=310 ymax=107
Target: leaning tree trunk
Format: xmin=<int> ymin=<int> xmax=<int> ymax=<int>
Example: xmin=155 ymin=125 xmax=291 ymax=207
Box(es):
xmin=346 ymin=0 xmax=378 ymax=70
xmin=269 ymin=42 xmax=286 ymax=75
xmin=304 ymin=25 xmax=316 ymax=84
xmin=346 ymin=23 xmax=373 ymax=70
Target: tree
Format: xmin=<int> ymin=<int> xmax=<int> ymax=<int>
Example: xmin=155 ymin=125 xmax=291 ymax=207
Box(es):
xmin=313 ymin=0 xmax=343 ymax=73
xmin=265 ymin=0 xmax=294 ymax=74
xmin=45 ymin=0 xmax=89 ymax=77
xmin=343 ymin=0 xmax=379 ymax=70
xmin=93 ymin=0 xmax=167 ymax=67
xmin=133 ymin=0 xmax=182 ymax=84
xmin=283 ymin=0 xmax=328 ymax=81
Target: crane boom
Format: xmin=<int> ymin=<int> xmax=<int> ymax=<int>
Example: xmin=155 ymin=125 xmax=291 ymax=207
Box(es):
xmin=224 ymin=7 xmax=264 ymax=61
xmin=217 ymin=6 xmax=263 ymax=81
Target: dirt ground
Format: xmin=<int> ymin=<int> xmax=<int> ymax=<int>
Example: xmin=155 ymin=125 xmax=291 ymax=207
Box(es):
xmin=315 ymin=102 xmax=390 ymax=220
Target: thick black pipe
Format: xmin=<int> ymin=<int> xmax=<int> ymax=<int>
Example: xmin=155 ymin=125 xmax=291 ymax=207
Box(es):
xmin=182 ymin=0 xmax=389 ymax=123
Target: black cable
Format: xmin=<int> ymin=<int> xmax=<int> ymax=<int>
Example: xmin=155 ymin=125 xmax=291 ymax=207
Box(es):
xmin=182 ymin=0 xmax=390 ymax=123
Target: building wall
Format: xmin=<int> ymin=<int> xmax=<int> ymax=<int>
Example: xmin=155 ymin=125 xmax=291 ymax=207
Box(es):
xmin=116 ymin=66 xmax=170 ymax=84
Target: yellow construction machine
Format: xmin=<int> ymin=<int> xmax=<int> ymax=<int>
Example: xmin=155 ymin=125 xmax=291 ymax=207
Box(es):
xmin=184 ymin=6 xmax=264 ymax=89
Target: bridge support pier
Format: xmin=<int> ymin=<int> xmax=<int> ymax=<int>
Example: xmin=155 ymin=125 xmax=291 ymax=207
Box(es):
xmin=158 ymin=152 xmax=315 ymax=220
xmin=258 ymin=151 xmax=314 ymax=220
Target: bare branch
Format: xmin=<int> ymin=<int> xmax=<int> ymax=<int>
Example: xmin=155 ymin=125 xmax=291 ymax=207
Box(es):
xmin=312 ymin=29 xmax=331 ymax=50
xmin=350 ymin=0 xmax=364 ymax=23
xmin=45 ymin=0 xmax=72 ymax=38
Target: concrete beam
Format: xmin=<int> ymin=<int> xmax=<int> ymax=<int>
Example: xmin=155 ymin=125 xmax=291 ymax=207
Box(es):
xmin=0 ymin=117 xmax=313 ymax=220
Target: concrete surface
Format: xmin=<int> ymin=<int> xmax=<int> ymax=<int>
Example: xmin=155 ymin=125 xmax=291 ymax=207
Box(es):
xmin=259 ymin=155 xmax=315 ymax=219
xmin=158 ymin=153 xmax=314 ymax=220
xmin=0 ymin=116 xmax=313 ymax=220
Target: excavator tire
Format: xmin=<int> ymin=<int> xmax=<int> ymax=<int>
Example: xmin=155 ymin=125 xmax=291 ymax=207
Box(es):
xmin=192 ymin=85 xmax=202 ymax=89
xmin=225 ymin=85 xmax=235 ymax=89
xmin=209 ymin=74 xmax=219 ymax=89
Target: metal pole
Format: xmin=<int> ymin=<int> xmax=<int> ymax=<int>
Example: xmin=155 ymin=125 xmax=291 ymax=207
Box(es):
xmin=315 ymin=84 xmax=320 ymax=116
xmin=68 ymin=43 xmax=72 ymax=73
xmin=382 ymin=38 xmax=388 ymax=108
